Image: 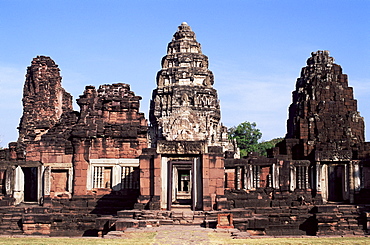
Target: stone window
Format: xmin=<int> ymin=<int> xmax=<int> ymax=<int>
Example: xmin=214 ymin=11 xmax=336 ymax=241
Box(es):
xmin=252 ymin=165 xmax=272 ymax=188
xmin=51 ymin=170 xmax=69 ymax=192
xmin=93 ymin=166 xmax=112 ymax=188
xmin=290 ymin=163 xmax=310 ymax=191
xmin=121 ymin=166 xmax=139 ymax=189
xmin=88 ymin=159 xmax=139 ymax=191
xmin=296 ymin=166 xmax=309 ymax=189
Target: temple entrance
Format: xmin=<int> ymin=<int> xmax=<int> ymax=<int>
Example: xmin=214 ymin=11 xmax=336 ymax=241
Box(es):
xmin=327 ymin=164 xmax=345 ymax=202
xmin=168 ymin=161 xmax=192 ymax=209
xmin=174 ymin=168 xmax=192 ymax=205
xmin=22 ymin=167 xmax=38 ymax=202
xmin=167 ymin=159 xmax=202 ymax=210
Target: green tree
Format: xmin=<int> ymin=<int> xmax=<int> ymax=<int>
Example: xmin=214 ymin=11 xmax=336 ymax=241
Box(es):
xmin=228 ymin=122 xmax=262 ymax=157
xmin=228 ymin=121 xmax=283 ymax=157
xmin=256 ymin=138 xmax=284 ymax=157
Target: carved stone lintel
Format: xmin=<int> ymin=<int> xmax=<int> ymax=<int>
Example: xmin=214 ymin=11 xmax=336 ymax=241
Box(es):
xmin=157 ymin=140 xmax=205 ymax=154
xmin=315 ymin=150 xmax=352 ymax=161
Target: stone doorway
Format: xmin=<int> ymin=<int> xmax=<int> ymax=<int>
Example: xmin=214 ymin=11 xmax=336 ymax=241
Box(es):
xmin=175 ymin=168 xmax=192 ymax=204
xmin=327 ymin=164 xmax=345 ymax=202
xmin=22 ymin=167 xmax=38 ymax=202
xmin=168 ymin=161 xmax=193 ymax=209
xmin=166 ymin=159 xmax=205 ymax=210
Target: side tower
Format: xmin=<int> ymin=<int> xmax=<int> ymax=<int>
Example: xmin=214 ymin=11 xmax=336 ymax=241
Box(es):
xmin=5 ymin=56 xmax=76 ymax=204
xmin=286 ymin=50 xmax=364 ymax=158
xmin=139 ymin=23 xmax=235 ymax=211
xmin=280 ymin=51 xmax=365 ymax=203
xmin=18 ymin=56 xmax=73 ymax=144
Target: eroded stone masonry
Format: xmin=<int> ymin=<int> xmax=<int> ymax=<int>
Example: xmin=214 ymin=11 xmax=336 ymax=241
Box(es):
xmin=1 ymin=23 xmax=370 ymax=237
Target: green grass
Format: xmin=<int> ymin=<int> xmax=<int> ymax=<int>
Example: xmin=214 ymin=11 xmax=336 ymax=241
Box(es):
xmin=0 ymin=232 xmax=156 ymax=245
xmin=0 ymin=234 xmax=368 ymax=245
xmin=208 ymin=234 xmax=370 ymax=245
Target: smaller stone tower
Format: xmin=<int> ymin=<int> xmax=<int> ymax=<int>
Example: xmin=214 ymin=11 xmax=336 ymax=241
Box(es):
xmin=285 ymin=50 xmax=364 ymax=158
xmin=18 ymin=56 xmax=73 ymax=143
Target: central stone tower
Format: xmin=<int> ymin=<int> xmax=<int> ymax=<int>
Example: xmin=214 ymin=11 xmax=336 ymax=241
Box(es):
xmin=149 ymin=22 xmax=230 ymax=149
xmin=138 ymin=23 xmax=235 ymax=211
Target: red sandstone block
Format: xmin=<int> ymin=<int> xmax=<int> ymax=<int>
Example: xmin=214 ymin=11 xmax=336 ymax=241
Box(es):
xmin=216 ymin=179 xmax=224 ymax=188
xmin=74 ymin=178 xmax=87 ymax=186
xmin=215 ymin=159 xmax=224 ymax=169
xmin=63 ymin=155 xmax=73 ymax=162
xmin=142 ymin=170 xmax=150 ymax=178
xmin=140 ymin=179 xmax=150 ymax=188
xmin=209 ymin=178 xmax=217 ymax=187
xmin=74 ymin=186 xmax=87 ymax=195
xmin=203 ymin=169 xmax=210 ymax=178
xmin=216 ymin=187 xmax=224 ymax=195
xmin=74 ymin=169 xmax=83 ymax=177
xmin=154 ymin=168 xmax=161 ymax=177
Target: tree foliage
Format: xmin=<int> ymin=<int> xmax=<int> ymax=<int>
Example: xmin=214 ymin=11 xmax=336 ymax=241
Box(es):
xmin=228 ymin=121 xmax=283 ymax=157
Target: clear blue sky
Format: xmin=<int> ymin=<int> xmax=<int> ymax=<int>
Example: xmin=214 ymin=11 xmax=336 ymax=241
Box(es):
xmin=0 ymin=1 xmax=369 ymax=147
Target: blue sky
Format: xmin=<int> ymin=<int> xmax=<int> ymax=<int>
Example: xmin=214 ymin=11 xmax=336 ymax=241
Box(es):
xmin=0 ymin=1 xmax=369 ymax=147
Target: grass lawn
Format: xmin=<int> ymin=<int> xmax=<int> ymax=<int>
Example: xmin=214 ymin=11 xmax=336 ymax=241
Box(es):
xmin=0 ymin=233 xmax=368 ymax=244
xmin=208 ymin=233 xmax=370 ymax=245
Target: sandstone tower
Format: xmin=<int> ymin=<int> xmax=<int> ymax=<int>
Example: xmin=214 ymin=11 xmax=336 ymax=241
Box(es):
xmin=285 ymin=50 xmax=365 ymax=159
xmin=149 ymin=22 xmax=231 ymax=151
xmin=139 ymin=23 xmax=235 ymax=211
xmin=18 ymin=56 xmax=73 ymax=143
xmin=276 ymin=51 xmax=366 ymax=203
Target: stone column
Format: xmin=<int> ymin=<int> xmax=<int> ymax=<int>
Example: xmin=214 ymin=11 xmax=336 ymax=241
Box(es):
xmin=316 ymin=162 xmax=321 ymax=192
xmin=236 ymin=166 xmax=241 ymax=190
xmin=137 ymin=148 xmax=156 ymax=209
xmin=349 ymin=161 xmax=354 ymax=203
xmin=202 ymin=153 xmax=212 ymax=211
xmin=72 ymin=140 xmax=89 ymax=196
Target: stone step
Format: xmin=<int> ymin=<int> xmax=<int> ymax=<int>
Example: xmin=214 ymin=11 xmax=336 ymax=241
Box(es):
xmin=103 ymin=231 xmax=126 ymax=238
xmin=115 ymin=218 xmax=160 ymax=231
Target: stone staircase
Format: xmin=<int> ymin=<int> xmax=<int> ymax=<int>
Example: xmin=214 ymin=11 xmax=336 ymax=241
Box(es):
xmin=0 ymin=202 xmax=366 ymax=236
xmin=96 ymin=204 xmax=367 ymax=237
xmin=315 ymin=204 xmax=365 ymax=236
xmin=0 ymin=207 xmax=24 ymax=235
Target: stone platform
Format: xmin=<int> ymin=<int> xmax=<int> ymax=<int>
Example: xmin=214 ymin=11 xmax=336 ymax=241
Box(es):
xmin=95 ymin=204 xmax=367 ymax=237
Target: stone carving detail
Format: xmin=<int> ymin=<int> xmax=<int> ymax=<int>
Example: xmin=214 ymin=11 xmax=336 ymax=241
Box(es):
xmin=157 ymin=140 xmax=205 ymax=154
xmin=159 ymin=106 xmax=207 ymax=141
xmin=149 ymin=22 xmax=235 ymax=153
xmin=315 ymin=150 xmax=352 ymax=161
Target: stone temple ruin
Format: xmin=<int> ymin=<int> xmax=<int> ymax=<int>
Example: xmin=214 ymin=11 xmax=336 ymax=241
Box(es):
xmin=0 ymin=22 xmax=370 ymax=236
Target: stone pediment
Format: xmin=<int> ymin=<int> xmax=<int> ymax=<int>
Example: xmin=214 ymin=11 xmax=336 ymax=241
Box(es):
xmin=159 ymin=106 xmax=207 ymax=141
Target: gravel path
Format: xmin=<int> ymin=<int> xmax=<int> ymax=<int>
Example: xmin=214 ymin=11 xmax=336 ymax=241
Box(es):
xmin=152 ymin=225 xmax=222 ymax=245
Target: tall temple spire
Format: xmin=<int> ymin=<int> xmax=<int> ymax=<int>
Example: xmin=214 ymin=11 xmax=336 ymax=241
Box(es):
xmin=286 ymin=50 xmax=364 ymax=156
xmin=149 ymin=23 xmax=232 ymax=152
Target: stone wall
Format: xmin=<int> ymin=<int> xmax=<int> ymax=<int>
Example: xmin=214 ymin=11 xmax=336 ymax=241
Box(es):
xmin=72 ymin=83 xmax=147 ymax=195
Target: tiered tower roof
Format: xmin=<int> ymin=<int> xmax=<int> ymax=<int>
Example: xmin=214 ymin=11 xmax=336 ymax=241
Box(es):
xmin=149 ymin=23 xmax=231 ymax=151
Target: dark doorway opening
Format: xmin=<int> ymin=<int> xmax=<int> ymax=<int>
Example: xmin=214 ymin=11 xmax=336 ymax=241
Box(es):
xmin=23 ymin=167 xmax=38 ymax=202
xmin=328 ymin=165 xmax=344 ymax=202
